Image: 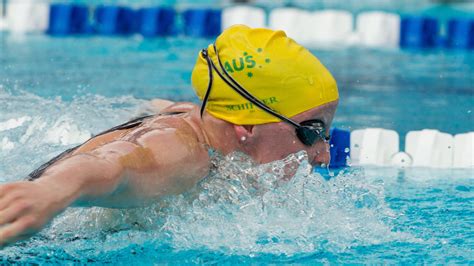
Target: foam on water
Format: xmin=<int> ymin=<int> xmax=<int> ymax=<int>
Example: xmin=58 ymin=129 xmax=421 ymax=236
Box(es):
xmin=157 ymin=151 xmax=416 ymax=255
xmin=1 ymin=152 xmax=417 ymax=260
xmin=0 ymin=88 xmax=417 ymax=259
xmin=0 ymin=88 xmax=146 ymax=180
xmin=1 ymin=89 xmax=470 ymax=263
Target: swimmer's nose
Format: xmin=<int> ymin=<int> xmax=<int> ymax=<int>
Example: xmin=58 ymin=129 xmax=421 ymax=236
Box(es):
xmin=311 ymin=143 xmax=331 ymax=166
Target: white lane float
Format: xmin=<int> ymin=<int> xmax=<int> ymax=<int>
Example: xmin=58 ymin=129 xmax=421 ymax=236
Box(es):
xmin=0 ymin=4 xmax=6 ymax=31
xmin=390 ymin=151 xmax=413 ymax=168
xmin=306 ymin=10 xmax=353 ymax=47
xmin=405 ymin=129 xmax=454 ymax=168
xmin=355 ymin=11 xmax=400 ymax=48
xmin=222 ymin=5 xmax=266 ymax=30
xmin=350 ymin=128 xmax=399 ymax=166
xmin=6 ymin=1 xmax=49 ymax=33
xmin=453 ymin=132 xmax=474 ymax=168
xmin=269 ymin=8 xmax=311 ymax=44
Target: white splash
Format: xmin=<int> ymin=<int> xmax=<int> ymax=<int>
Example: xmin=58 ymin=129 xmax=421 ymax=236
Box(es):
xmin=0 ymin=116 xmax=31 ymax=132
xmin=156 ymin=151 xmax=414 ymax=255
xmin=0 ymin=89 xmax=145 ymax=180
xmin=44 ymin=116 xmax=91 ymax=145
xmin=1 ymin=137 xmax=15 ymax=150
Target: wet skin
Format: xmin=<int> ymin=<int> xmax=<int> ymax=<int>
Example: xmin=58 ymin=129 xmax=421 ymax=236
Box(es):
xmin=0 ymin=99 xmax=337 ymax=246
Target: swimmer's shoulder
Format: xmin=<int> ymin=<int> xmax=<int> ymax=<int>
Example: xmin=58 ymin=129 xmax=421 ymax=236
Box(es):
xmin=148 ymin=102 xmax=202 ymax=130
xmin=149 ymin=102 xmax=208 ymax=145
xmin=158 ymin=102 xmax=199 ymax=115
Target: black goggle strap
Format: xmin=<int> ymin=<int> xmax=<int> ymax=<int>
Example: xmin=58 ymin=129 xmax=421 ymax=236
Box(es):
xmin=210 ymin=57 xmax=326 ymax=146
xmin=201 ymin=45 xmax=330 ymax=146
xmin=210 ymin=44 xmax=302 ymax=129
xmin=200 ymin=49 xmax=214 ymax=118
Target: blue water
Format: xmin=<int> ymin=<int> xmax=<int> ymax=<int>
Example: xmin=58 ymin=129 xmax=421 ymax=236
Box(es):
xmin=0 ymin=34 xmax=473 ymax=264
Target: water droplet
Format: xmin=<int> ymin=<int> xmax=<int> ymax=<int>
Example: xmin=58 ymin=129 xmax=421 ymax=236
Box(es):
xmin=468 ymin=110 xmax=472 ymax=114
xmin=344 ymin=147 xmax=350 ymax=153
xmin=346 ymin=156 xmax=352 ymax=166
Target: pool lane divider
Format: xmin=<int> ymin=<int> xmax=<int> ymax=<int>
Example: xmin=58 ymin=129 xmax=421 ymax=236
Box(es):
xmin=138 ymin=7 xmax=176 ymax=37
xmin=4 ymin=1 xmax=49 ymax=33
xmin=329 ymin=128 xmax=473 ymax=169
xmin=329 ymin=128 xmax=350 ymax=168
xmin=3 ymin=3 xmax=473 ymax=49
xmin=94 ymin=6 xmax=137 ymax=35
xmin=48 ymin=4 xmax=91 ymax=35
xmin=46 ymin=4 xmax=222 ymax=37
xmin=446 ymin=19 xmax=474 ymax=49
xmin=46 ymin=4 xmax=179 ymax=37
xmin=400 ymin=16 xmax=439 ymax=48
xmin=183 ymin=8 xmax=222 ymax=38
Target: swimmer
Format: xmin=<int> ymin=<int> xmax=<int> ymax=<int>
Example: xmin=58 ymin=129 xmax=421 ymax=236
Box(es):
xmin=0 ymin=25 xmax=338 ymax=246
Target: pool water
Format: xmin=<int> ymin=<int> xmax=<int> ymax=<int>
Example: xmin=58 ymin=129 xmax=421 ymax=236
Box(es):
xmin=0 ymin=34 xmax=473 ymax=264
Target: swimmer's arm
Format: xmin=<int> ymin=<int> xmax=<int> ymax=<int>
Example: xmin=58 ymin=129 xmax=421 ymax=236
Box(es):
xmin=0 ymin=130 xmax=210 ymax=246
xmin=45 ymin=131 xmax=210 ymax=208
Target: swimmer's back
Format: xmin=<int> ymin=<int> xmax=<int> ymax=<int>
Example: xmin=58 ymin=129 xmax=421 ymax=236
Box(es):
xmin=73 ymin=102 xmax=202 ymax=154
xmin=29 ymin=102 xmax=209 ymax=183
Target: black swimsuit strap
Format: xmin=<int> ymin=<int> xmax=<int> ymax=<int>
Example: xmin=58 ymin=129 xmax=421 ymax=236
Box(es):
xmin=27 ymin=111 xmax=185 ymax=181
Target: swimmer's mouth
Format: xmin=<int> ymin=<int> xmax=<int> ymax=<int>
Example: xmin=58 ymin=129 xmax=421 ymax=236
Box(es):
xmin=311 ymin=160 xmax=323 ymax=168
xmin=311 ymin=154 xmax=330 ymax=168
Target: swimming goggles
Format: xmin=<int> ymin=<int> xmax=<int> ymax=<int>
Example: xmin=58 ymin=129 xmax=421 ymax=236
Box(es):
xmin=199 ymin=44 xmax=330 ymax=146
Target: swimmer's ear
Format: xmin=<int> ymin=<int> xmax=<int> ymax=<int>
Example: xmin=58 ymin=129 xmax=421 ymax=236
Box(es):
xmin=233 ymin=125 xmax=255 ymax=141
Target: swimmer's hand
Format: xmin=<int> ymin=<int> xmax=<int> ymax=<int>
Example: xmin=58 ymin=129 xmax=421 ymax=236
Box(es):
xmin=0 ymin=180 xmax=71 ymax=247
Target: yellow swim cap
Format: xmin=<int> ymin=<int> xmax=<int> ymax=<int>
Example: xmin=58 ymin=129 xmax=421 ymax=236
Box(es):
xmin=191 ymin=25 xmax=338 ymax=125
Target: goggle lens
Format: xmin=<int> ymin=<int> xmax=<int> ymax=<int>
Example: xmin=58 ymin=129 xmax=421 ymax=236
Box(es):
xmin=296 ymin=119 xmax=330 ymax=146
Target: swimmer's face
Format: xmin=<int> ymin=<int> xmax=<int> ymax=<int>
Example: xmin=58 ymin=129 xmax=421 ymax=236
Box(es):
xmin=240 ymin=100 xmax=338 ymax=167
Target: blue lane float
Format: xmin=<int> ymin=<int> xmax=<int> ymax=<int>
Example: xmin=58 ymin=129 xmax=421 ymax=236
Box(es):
xmin=117 ymin=7 xmax=137 ymax=35
xmin=41 ymin=3 xmax=474 ymax=49
xmin=94 ymin=6 xmax=120 ymax=35
xmin=329 ymin=128 xmax=350 ymax=168
xmin=47 ymin=4 xmax=91 ymax=35
xmin=94 ymin=5 xmax=137 ymax=35
xmin=70 ymin=6 xmax=91 ymax=34
xmin=137 ymin=7 xmax=176 ymax=37
xmin=183 ymin=9 xmax=222 ymax=38
xmin=446 ymin=19 xmax=474 ymax=49
xmin=400 ymin=16 xmax=439 ymax=48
